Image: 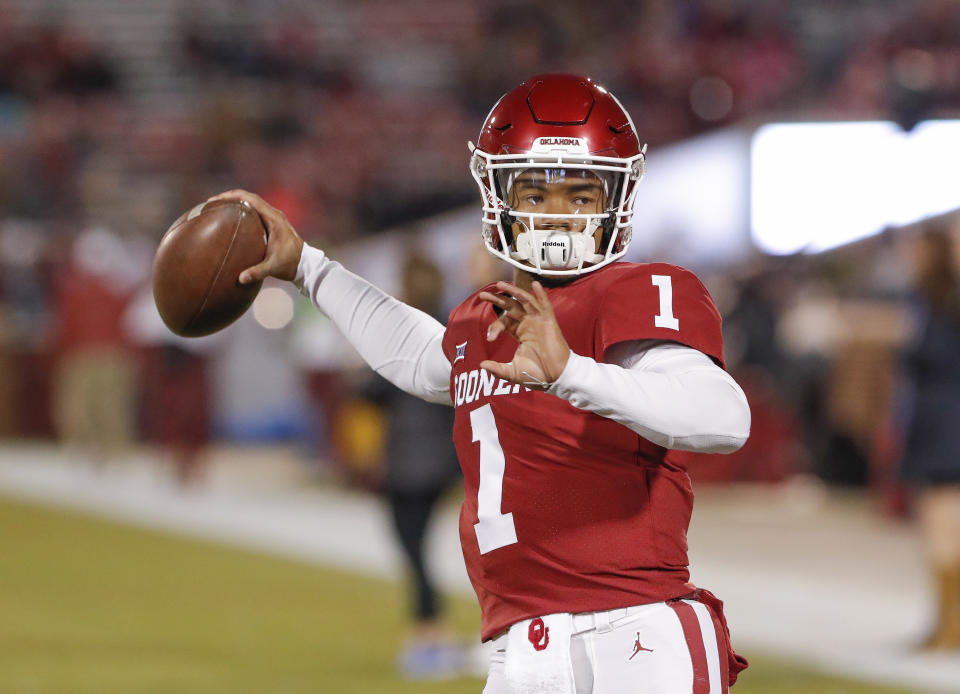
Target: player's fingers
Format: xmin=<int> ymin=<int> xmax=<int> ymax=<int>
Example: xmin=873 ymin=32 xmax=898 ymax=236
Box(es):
xmin=210 ymin=190 xmax=285 ymax=227
xmin=531 ymin=281 xmax=555 ymax=316
xmin=209 ymin=189 xmax=264 ymax=208
xmin=477 ymin=290 xmax=508 ymax=309
xmin=486 ymin=312 xmax=520 ymax=341
xmin=478 ymin=291 xmax=525 ymax=321
xmin=486 ymin=317 xmax=513 ymax=342
xmin=486 ymin=319 xmax=504 ymax=342
xmin=479 ymin=359 xmax=519 ymax=383
xmin=495 ymin=281 xmax=540 ymax=312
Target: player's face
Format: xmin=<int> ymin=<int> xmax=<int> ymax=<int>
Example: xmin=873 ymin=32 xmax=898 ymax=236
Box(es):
xmin=506 ymin=169 xmax=608 ymax=248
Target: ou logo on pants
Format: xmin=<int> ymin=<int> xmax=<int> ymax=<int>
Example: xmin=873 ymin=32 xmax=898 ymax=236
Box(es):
xmin=528 ymin=618 xmax=549 ymax=651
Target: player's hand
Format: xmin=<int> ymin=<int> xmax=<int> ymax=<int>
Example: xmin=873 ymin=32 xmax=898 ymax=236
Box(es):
xmin=208 ymin=189 xmax=304 ymax=284
xmin=478 ymin=281 xmax=570 ymax=387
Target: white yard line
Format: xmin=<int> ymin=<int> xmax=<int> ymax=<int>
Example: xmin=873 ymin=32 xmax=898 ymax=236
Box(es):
xmin=0 ymin=446 xmax=957 ymax=692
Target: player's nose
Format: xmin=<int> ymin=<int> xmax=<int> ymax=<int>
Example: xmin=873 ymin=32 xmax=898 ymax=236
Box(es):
xmin=539 ymin=207 xmax=573 ymax=230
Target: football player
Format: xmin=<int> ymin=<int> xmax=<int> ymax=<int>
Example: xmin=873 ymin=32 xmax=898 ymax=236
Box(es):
xmin=212 ymin=74 xmax=751 ymax=693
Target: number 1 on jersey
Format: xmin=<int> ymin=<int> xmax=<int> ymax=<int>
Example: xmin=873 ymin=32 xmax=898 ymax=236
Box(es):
xmin=471 ymin=404 xmax=518 ymax=554
xmin=651 ymin=274 xmax=680 ymax=330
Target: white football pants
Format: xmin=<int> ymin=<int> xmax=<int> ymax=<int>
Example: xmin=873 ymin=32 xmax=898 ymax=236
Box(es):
xmin=482 ymin=600 xmax=729 ymax=694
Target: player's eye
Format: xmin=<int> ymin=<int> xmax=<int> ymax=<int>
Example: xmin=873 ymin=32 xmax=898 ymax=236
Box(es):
xmin=523 ymin=194 xmax=543 ymax=205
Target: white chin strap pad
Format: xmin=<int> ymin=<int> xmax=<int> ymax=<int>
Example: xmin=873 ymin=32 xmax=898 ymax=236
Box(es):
xmin=513 ymin=230 xmax=603 ymax=271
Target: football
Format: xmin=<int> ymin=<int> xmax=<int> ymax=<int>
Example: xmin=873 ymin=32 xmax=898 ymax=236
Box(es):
xmin=153 ymin=198 xmax=267 ymax=337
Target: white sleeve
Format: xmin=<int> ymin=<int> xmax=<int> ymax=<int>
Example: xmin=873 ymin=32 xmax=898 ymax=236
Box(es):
xmin=547 ymin=340 xmax=750 ymax=453
xmin=294 ymin=245 xmax=452 ymax=405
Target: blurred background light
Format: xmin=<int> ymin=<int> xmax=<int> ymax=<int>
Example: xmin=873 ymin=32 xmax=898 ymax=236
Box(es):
xmin=892 ymin=48 xmax=937 ymax=91
xmin=751 ymin=120 xmax=960 ymax=254
xmin=689 ymin=76 xmax=734 ymax=122
xmin=628 ymin=128 xmax=751 ymax=269
xmin=251 ymin=285 xmax=295 ymax=330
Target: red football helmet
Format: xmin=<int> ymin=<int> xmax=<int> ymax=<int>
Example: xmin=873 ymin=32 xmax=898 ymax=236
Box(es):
xmin=470 ymin=74 xmax=646 ymax=276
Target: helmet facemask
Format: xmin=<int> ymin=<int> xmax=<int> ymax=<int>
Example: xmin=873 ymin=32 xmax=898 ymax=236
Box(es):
xmin=471 ymin=145 xmax=646 ymax=277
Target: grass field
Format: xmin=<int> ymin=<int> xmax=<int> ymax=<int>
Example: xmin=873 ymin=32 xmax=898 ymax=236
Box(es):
xmin=0 ymin=494 xmax=916 ymax=694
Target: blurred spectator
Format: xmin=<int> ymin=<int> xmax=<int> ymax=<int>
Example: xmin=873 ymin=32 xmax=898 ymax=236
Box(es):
xmin=50 ymin=228 xmax=138 ymax=464
xmin=896 ymin=226 xmax=960 ymax=650
xmin=0 ymin=22 xmax=119 ymax=100
xmin=142 ymin=344 xmax=212 ymax=487
xmin=3 ymin=0 xmax=959 ymax=247
xmin=123 ymin=285 xmax=217 ymax=488
xmin=359 ymin=249 xmax=463 ymax=679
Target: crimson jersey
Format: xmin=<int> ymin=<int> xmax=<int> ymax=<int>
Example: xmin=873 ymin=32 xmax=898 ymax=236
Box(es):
xmin=441 ymin=261 xmax=725 ymax=641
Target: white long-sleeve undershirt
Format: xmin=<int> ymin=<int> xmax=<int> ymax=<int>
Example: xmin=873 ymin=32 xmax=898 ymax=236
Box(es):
xmin=295 ymin=244 xmax=750 ymax=453
xmin=295 ymin=245 xmax=450 ymax=404
xmin=549 ymin=341 xmax=750 ymax=452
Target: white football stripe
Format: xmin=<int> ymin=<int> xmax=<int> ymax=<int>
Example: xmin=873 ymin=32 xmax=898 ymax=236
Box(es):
xmin=187 ymin=202 xmax=206 ymax=221
xmin=687 ymin=600 xmax=723 ymax=694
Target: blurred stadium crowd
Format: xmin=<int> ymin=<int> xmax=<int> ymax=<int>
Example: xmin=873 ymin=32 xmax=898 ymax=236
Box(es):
xmin=3 ymin=0 xmax=959 ymax=232
xmin=0 ymin=0 xmax=959 ymax=498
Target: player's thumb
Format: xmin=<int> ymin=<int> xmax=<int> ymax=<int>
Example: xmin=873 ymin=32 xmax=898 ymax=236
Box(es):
xmin=479 ymin=359 xmax=513 ymax=382
xmin=238 ymin=262 xmax=269 ymax=285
